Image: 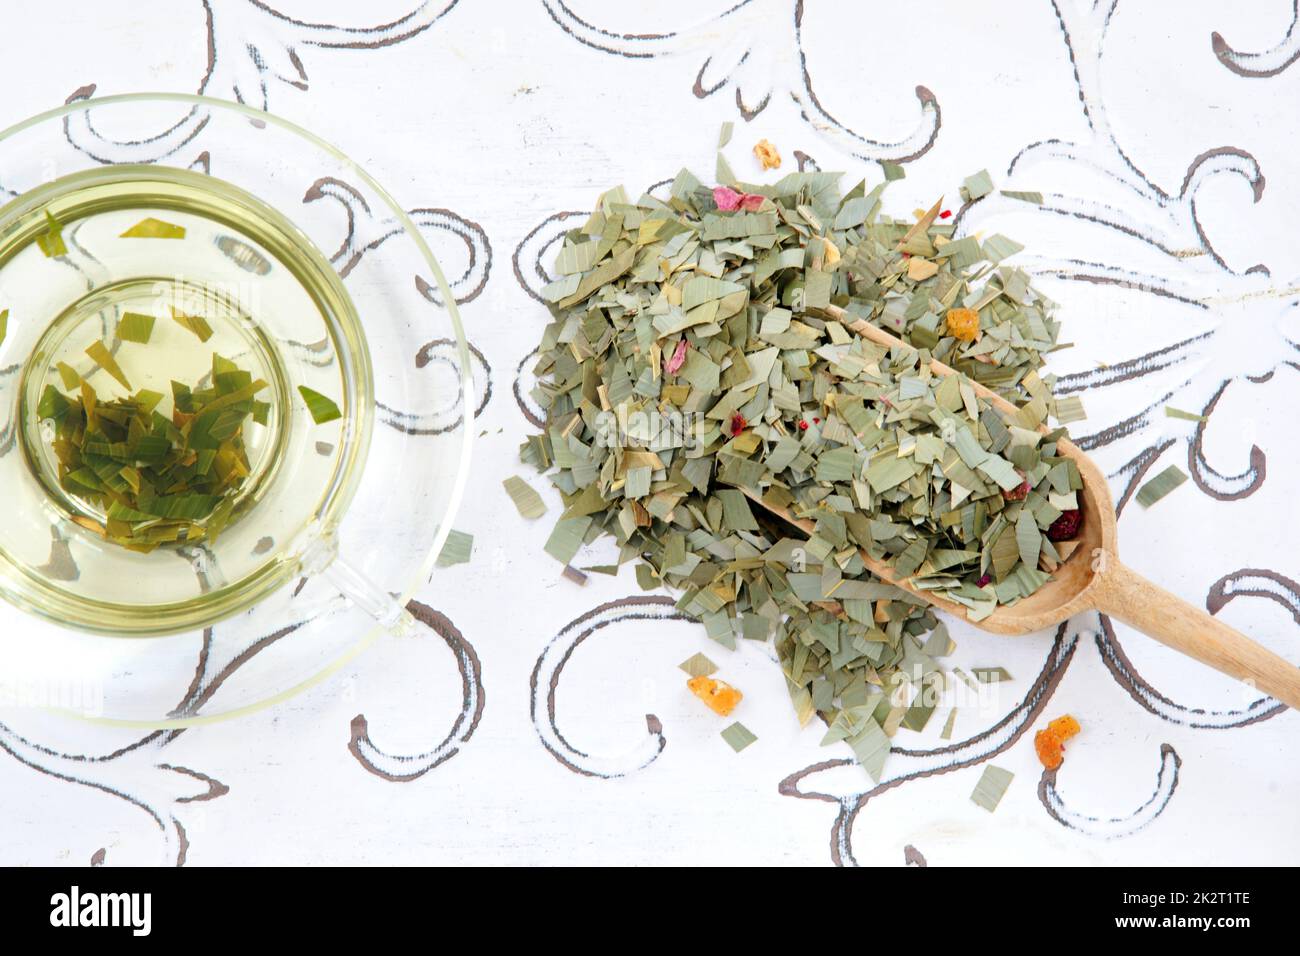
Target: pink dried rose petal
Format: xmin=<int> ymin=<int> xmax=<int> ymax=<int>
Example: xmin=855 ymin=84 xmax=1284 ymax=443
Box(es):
xmin=713 ymin=186 xmax=766 ymax=212
xmin=713 ymin=186 xmax=743 ymax=211
xmin=665 ymin=338 xmax=689 ymax=375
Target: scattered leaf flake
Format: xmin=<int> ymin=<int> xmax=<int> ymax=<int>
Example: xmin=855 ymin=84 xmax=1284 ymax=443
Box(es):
xmin=502 ymin=475 xmax=547 ymax=519
xmin=960 ymin=169 xmax=994 ymax=202
xmin=36 ymin=210 xmax=66 ymax=257
xmin=1053 ymin=395 xmax=1087 ymax=424
xmin=849 ymin=718 xmax=891 ymax=782
xmin=56 ymin=362 xmax=80 ymax=389
xmin=720 ymin=721 xmax=757 ymax=752
xmin=84 ymin=341 xmax=132 ymax=391
xmin=716 ymin=150 xmax=736 ymax=186
xmin=1135 ymin=464 xmax=1188 ymax=508
xmin=117 ymin=311 xmax=156 ymax=344
xmin=297 ymin=385 xmax=342 ymax=425
xmin=170 ymin=307 xmax=213 ymax=342
xmin=543 ymin=515 xmax=592 ymax=565
xmin=678 ymin=652 xmax=718 ymax=678
xmin=971 ymin=764 xmax=1014 ymax=812
xmin=1164 ymin=405 xmax=1206 ymax=422
xmin=119 ymin=216 xmax=186 ymax=239
xmin=973 ymin=667 xmax=1012 ymax=683
xmin=436 ymin=529 xmax=474 ymax=567
xmin=901 ymin=685 xmax=936 ymax=732
xmin=981 ymin=233 xmax=1024 ymax=263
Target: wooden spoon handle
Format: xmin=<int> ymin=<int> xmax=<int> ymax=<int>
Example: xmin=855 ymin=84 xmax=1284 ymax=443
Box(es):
xmin=1092 ymin=562 xmax=1300 ymax=709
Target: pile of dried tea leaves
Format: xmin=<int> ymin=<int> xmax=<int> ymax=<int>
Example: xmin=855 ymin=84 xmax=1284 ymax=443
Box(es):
xmin=522 ymin=165 xmax=1084 ymax=779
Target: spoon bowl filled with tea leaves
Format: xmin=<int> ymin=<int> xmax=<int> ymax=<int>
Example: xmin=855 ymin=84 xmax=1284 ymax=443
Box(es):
xmin=797 ymin=303 xmax=1300 ymax=707
xmin=523 ymin=164 xmax=1300 ymax=745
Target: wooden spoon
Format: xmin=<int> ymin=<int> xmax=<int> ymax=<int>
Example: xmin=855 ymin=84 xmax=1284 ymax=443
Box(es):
xmin=741 ymin=303 xmax=1300 ymax=709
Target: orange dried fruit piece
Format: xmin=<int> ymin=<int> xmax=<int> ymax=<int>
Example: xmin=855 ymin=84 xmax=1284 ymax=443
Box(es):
xmin=945 ymin=307 xmax=980 ymax=342
xmin=1034 ymin=714 xmax=1081 ymax=770
xmin=753 ymin=138 xmax=781 ymax=170
xmin=687 ymin=675 xmax=743 ymax=717
xmin=821 ymin=236 xmax=841 ymax=267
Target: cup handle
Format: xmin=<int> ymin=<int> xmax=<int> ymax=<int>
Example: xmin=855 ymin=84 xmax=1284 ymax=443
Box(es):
xmin=320 ymin=556 xmax=417 ymax=636
xmin=295 ymin=527 xmax=415 ymax=636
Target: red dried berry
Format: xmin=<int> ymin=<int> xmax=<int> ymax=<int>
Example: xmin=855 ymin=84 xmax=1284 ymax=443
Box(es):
xmin=813 ymin=417 xmax=821 ymax=424
xmin=976 ymin=573 xmax=991 ymax=588
xmin=730 ymin=413 xmax=747 ymax=437
xmin=939 ymin=209 xmax=953 ymax=220
xmin=1047 ymin=508 xmax=1082 ymax=542
xmin=798 ymin=421 xmax=809 ymax=431
xmin=1003 ymin=479 xmax=1030 ymax=501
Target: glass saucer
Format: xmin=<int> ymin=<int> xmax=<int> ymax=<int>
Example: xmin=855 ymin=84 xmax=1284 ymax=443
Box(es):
xmin=0 ymin=93 xmax=473 ymax=727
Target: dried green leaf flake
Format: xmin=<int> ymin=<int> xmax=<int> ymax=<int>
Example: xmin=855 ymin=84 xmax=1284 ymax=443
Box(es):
xmin=297 ymin=385 xmax=342 ymax=425
xmin=503 ymin=475 xmax=547 ymax=519
xmin=971 ymin=764 xmax=1014 ymax=812
xmin=120 ymin=217 xmax=186 ymax=239
xmin=678 ymin=652 xmax=718 ymax=677
xmin=170 ymin=307 xmax=214 ymax=343
xmin=961 ymin=169 xmax=994 ymax=202
xmin=720 ymin=721 xmax=757 ymax=753
xmin=1164 ymin=405 xmax=1206 ymax=422
xmin=84 ymin=341 xmax=132 ymax=391
xmin=36 ymin=210 xmax=66 ymax=257
xmin=56 ymin=362 xmax=80 ymax=390
xmin=1136 ymin=464 xmax=1188 ymax=509
xmin=544 ymin=516 xmax=592 ymax=565
xmin=436 ymin=529 xmax=474 ymax=567
xmin=117 ymin=311 xmax=156 ymax=344
xmin=848 ymin=717 xmax=891 ymax=781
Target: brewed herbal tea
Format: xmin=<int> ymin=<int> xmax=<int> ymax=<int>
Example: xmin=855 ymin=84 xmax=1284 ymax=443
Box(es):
xmin=0 ymin=166 xmax=369 ymax=634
